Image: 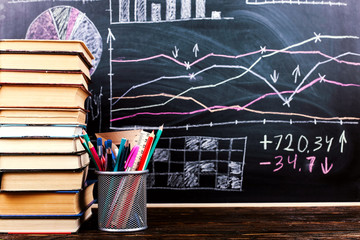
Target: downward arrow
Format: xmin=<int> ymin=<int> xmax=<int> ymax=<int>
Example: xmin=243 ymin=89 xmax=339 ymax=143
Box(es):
xmin=321 ymin=157 xmax=333 ymax=175
xmin=172 ymin=46 xmax=179 ymax=58
xmin=270 ymin=70 xmax=279 ymax=83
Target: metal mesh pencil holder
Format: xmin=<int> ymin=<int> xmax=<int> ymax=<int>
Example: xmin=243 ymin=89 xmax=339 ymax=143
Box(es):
xmin=96 ymin=170 xmax=148 ymax=232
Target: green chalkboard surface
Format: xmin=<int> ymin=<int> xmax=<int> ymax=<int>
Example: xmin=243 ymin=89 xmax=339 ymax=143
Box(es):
xmin=1 ymin=0 xmax=360 ymax=203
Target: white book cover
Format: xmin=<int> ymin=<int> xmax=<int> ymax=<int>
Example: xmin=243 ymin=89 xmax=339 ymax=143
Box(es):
xmin=0 ymin=124 xmax=85 ymax=138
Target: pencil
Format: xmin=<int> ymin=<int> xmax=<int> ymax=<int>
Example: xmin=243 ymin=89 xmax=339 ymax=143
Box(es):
xmin=137 ymin=131 xmax=155 ymax=171
xmin=143 ymin=125 xmax=163 ymax=171
xmin=87 ymin=140 xmax=103 ymax=171
xmin=79 ymin=137 xmax=99 ymax=171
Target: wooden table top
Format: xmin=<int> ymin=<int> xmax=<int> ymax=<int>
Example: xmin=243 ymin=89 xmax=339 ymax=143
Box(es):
xmin=1 ymin=205 xmax=360 ymax=239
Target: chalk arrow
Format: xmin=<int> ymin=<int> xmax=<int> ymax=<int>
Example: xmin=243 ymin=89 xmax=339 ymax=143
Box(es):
xmin=339 ymin=130 xmax=347 ymax=153
xmin=292 ymin=65 xmax=301 ymax=83
xmin=106 ymin=28 xmax=116 ymax=43
xmin=172 ymin=46 xmax=179 ymax=58
xmin=193 ymin=43 xmax=199 ymax=58
xmin=321 ymin=157 xmax=333 ymax=174
xmin=270 ymin=70 xmax=279 ymax=83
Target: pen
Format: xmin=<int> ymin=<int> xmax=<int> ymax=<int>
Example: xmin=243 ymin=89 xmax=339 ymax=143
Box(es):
xmin=104 ymin=140 xmax=112 ymax=171
xmin=119 ymin=141 xmax=130 ymax=171
xmin=114 ymin=138 xmax=126 ymax=172
xmin=97 ymin=138 xmax=103 ymax=161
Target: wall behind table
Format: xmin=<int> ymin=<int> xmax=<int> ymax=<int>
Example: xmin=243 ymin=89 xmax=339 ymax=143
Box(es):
xmin=2 ymin=0 xmax=360 ymax=203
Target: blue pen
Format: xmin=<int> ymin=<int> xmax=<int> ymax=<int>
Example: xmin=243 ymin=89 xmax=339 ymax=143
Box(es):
xmin=105 ymin=140 xmax=113 ymax=171
xmin=97 ymin=138 xmax=103 ymax=161
xmin=107 ymin=139 xmax=116 ymax=169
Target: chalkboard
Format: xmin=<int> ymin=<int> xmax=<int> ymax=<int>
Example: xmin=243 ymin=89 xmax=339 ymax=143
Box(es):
xmin=2 ymin=0 xmax=360 ymax=203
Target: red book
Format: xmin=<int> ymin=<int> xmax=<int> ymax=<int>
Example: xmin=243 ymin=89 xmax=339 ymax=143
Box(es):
xmin=136 ymin=131 xmax=155 ymax=171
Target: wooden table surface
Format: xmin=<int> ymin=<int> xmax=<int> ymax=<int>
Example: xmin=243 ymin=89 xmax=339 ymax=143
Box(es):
xmin=1 ymin=206 xmax=360 ymax=239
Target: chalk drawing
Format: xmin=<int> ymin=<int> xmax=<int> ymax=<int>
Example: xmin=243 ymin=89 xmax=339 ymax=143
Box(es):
xmin=245 ymin=0 xmax=347 ymax=6
xmin=147 ymin=136 xmax=247 ymax=191
xmin=109 ymin=0 xmax=233 ymax=24
xmin=25 ymin=6 xmax=103 ymax=74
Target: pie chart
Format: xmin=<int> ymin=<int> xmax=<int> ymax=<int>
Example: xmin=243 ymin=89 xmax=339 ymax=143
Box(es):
xmin=26 ymin=6 xmax=103 ymax=75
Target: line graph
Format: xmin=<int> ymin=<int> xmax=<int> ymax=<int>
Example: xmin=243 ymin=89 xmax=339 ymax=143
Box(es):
xmin=112 ymin=34 xmax=358 ymax=69
xmin=109 ymin=33 xmax=360 ymax=130
xmin=110 ymin=75 xmax=360 ymax=122
xmin=112 ymin=51 xmax=360 ymax=111
xmin=112 ymin=34 xmax=360 ymax=110
xmin=245 ymin=0 xmax=347 ymax=6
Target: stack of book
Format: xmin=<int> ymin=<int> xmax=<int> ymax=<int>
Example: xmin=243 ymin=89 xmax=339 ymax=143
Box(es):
xmin=0 ymin=39 xmax=94 ymax=233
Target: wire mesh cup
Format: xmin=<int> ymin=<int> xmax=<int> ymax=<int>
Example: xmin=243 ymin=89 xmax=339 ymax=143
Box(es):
xmin=96 ymin=170 xmax=148 ymax=232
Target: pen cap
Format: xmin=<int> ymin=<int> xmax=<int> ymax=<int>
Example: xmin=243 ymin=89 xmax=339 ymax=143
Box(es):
xmin=97 ymin=138 xmax=103 ymax=147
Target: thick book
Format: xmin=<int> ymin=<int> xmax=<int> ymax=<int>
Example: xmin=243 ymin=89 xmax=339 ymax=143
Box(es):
xmin=0 ymin=136 xmax=85 ymax=153
xmin=0 ymin=152 xmax=89 ymax=170
xmin=0 ymin=39 xmax=94 ymax=65
xmin=0 ymin=107 xmax=87 ymax=125
xmin=0 ymin=181 xmax=95 ymax=215
xmin=0 ymin=83 xmax=90 ymax=109
xmin=0 ymin=124 xmax=85 ymax=138
xmin=0 ymin=205 xmax=93 ymax=233
xmin=0 ymin=50 xmax=92 ymax=79
xmin=0 ymin=69 xmax=91 ymax=89
xmin=0 ymin=166 xmax=88 ymax=191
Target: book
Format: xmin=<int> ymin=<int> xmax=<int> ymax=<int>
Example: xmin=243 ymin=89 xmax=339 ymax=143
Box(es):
xmin=0 ymin=152 xmax=89 ymax=170
xmin=0 ymin=124 xmax=85 ymax=138
xmin=0 ymin=206 xmax=92 ymax=233
xmin=0 ymin=83 xmax=90 ymax=109
xmin=0 ymin=166 xmax=88 ymax=191
xmin=0 ymin=50 xmax=92 ymax=79
xmin=0 ymin=39 xmax=94 ymax=65
xmin=0 ymin=107 xmax=87 ymax=125
xmin=0 ymin=181 xmax=95 ymax=215
xmin=0 ymin=69 xmax=90 ymax=89
xmin=0 ymin=137 xmax=85 ymax=153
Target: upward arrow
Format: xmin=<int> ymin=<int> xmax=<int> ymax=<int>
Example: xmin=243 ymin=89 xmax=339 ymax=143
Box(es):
xmin=107 ymin=28 xmax=116 ymax=43
xmin=339 ymin=130 xmax=347 ymax=153
xmin=193 ymin=43 xmax=199 ymax=58
xmin=292 ymin=65 xmax=301 ymax=83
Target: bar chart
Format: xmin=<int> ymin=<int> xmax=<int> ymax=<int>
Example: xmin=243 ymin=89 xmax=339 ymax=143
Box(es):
xmin=109 ymin=0 xmax=233 ymax=24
